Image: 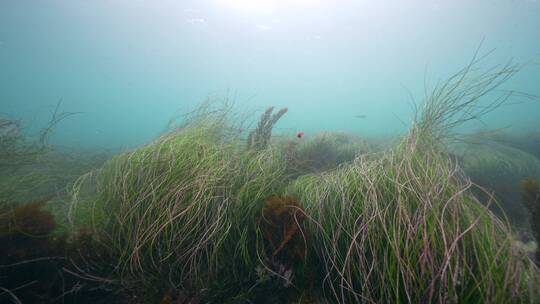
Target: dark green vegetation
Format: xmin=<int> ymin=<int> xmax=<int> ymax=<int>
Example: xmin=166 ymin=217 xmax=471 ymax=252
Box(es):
xmin=0 ymin=196 xmax=121 ymax=303
xmin=0 ymin=112 xmax=114 ymax=303
xmin=452 ymin=140 xmax=540 ymax=229
xmin=488 ymin=131 xmax=540 ymax=160
xmin=283 ymin=132 xmax=372 ymax=176
xmin=521 ymin=177 xmax=540 ymax=265
xmin=2 ymin=59 xmax=540 ymax=303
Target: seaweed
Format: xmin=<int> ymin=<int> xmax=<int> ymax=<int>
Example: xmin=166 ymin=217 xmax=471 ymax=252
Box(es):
xmin=453 ymin=141 xmax=540 ymax=229
xmin=0 ymin=197 xmax=122 ymax=303
xmin=63 ymin=57 xmax=540 ymax=302
xmin=286 ymin=54 xmax=539 ymax=303
xmin=0 ymin=106 xmax=122 ymax=302
xmin=0 ymin=102 xmax=77 ymax=172
xmin=248 ymin=196 xmax=310 ymax=303
xmin=283 ymin=132 xmax=371 ymax=176
xmin=247 ymin=107 xmax=288 ymax=150
xmin=67 ymin=113 xmax=289 ymax=299
xmin=259 ymin=196 xmax=305 ymax=263
xmin=487 ymin=131 xmax=540 ymax=160
xmin=0 ymin=196 xmax=67 ymax=303
xmin=6 ymin=196 xmax=56 ymax=236
xmin=521 ymin=177 xmax=540 ymax=265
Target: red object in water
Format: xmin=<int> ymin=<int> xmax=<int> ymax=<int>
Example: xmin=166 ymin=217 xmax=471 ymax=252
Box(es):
xmin=296 ymin=131 xmax=304 ymax=139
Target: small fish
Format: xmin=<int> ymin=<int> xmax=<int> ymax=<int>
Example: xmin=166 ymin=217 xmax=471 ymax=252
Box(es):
xmin=296 ymin=131 xmax=304 ymax=139
xmin=354 ymin=115 xmax=367 ymax=119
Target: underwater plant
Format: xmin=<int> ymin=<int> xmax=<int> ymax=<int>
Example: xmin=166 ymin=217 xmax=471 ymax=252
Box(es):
xmin=451 ymin=140 xmax=540 ymax=229
xmin=66 ymin=54 xmax=540 ymax=303
xmin=0 ymin=102 xmax=76 ymax=172
xmin=258 ymin=195 xmax=305 ymax=261
xmin=521 ymin=177 xmax=540 ymax=265
xmin=283 ymin=131 xmax=371 ymax=175
xmin=0 ymin=196 xmax=66 ymax=303
xmin=69 ymin=108 xmax=291 ymax=300
xmin=0 ymin=116 xmax=44 ymax=173
xmin=0 ymin=105 xmax=121 ymax=303
xmin=0 ymin=195 xmax=131 ymax=303
xmin=286 ymin=54 xmax=539 ymax=303
xmin=289 ymin=134 xmax=536 ymax=303
xmin=487 ymin=131 xmax=540 ymax=160
xmin=0 ymin=102 xmax=83 ymax=206
xmin=247 ymin=106 xmax=288 ymax=150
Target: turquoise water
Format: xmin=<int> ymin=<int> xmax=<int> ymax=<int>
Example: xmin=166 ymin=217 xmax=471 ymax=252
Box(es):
xmin=2 ymin=2 xmax=540 ymax=302
xmin=1 ymin=0 xmax=539 ymax=148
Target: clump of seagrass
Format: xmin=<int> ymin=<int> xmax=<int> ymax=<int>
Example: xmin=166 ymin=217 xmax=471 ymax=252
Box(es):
xmin=287 ymin=52 xmax=539 ymax=303
xmin=479 ymin=131 xmax=540 ymax=160
xmin=286 ymin=132 xmax=371 ymax=175
xmin=247 ymin=107 xmax=288 ymax=150
xmin=416 ymin=50 xmax=522 ymax=141
xmin=68 ymin=109 xmax=290 ymax=299
xmin=67 ymin=54 xmax=540 ymax=302
xmin=0 ymin=102 xmax=79 ymax=204
xmin=0 ymin=102 xmax=76 ymax=171
xmin=452 ymin=141 xmax=540 ymax=228
xmin=522 ymin=177 xmax=540 ymax=265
